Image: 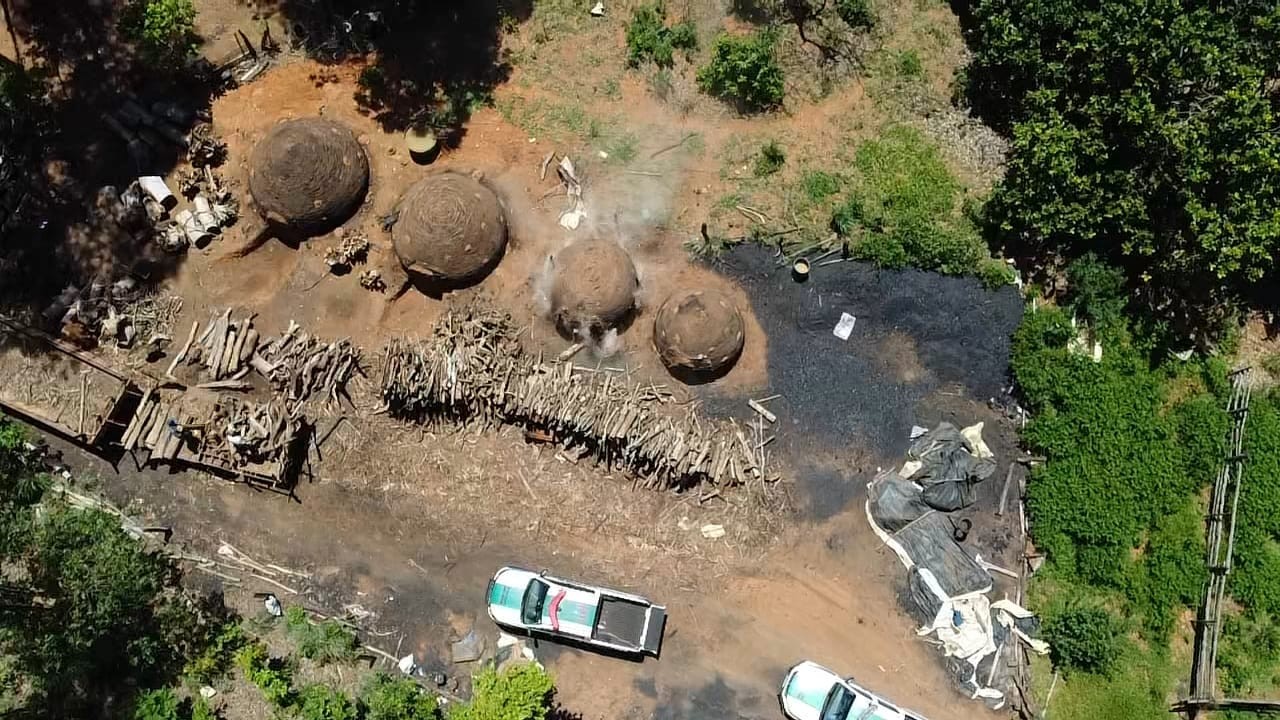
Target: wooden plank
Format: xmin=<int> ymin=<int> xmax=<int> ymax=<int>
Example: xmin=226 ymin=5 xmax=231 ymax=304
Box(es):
xmin=119 ymin=388 xmax=153 ymax=448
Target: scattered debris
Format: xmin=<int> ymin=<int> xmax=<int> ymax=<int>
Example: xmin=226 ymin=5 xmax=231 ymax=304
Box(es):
xmin=700 ymin=523 xmax=726 ymax=539
xmin=556 ymin=156 xmax=586 ymax=230
xmin=324 ymin=230 xmax=370 ymax=271
xmin=590 ymin=1 xmax=605 ymax=16
xmin=833 ymin=312 xmax=857 ymax=340
xmin=359 ymin=269 xmax=386 ymax=292
xmin=187 ymin=122 xmax=227 ymax=168
xmin=451 ymin=629 xmax=483 ymax=663
xmin=264 ymin=593 xmax=283 ymax=616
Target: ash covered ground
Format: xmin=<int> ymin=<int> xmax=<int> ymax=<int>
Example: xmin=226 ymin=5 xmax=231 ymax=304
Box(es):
xmin=699 ymin=246 xmax=1024 ymax=518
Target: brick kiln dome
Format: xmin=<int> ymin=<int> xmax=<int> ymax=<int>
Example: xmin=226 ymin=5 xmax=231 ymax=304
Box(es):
xmin=248 ymin=118 xmax=370 ymax=237
xmin=391 ymin=171 xmax=508 ymax=284
xmin=654 ymin=289 xmax=745 ymax=378
xmin=549 ymin=238 xmax=639 ymax=337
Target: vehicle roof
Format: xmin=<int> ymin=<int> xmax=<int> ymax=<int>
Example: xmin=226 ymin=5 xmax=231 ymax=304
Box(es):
xmin=783 ymin=661 xmax=923 ymax=720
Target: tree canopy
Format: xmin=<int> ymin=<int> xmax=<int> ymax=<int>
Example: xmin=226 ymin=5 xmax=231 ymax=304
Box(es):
xmin=966 ymin=0 xmax=1280 ymax=334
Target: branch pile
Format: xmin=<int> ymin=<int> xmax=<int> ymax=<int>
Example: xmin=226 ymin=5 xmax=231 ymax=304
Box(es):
xmin=380 ymin=307 xmax=770 ymax=491
xmin=252 ymin=321 xmax=362 ymax=411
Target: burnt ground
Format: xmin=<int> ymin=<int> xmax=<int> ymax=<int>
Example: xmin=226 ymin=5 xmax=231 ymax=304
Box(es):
xmin=699 ymin=246 xmax=1025 ymax=521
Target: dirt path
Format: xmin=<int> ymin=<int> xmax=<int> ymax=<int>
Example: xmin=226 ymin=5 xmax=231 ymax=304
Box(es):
xmin=38 ymin=428 xmax=996 ymax=720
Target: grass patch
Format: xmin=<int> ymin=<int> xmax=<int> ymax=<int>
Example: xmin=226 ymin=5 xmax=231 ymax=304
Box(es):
xmin=754 ymin=140 xmax=786 ymax=177
xmin=830 ymin=125 xmax=1006 ymax=281
xmin=604 ymin=133 xmax=639 ymax=164
xmin=284 ymin=607 xmax=358 ymax=666
xmin=800 ymin=170 xmax=841 ymax=202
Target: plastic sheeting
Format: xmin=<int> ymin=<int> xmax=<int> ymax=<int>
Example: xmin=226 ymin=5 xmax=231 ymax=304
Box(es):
xmin=902 ymin=422 xmax=997 ymax=512
xmin=867 ymin=422 xmax=1049 ymax=707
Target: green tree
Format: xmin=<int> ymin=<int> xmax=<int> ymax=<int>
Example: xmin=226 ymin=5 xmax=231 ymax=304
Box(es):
xmin=697 ymin=31 xmax=785 ymax=111
xmin=133 ymin=688 xmax=181 ymax=720
xmin=298 ymin=685 xmax=359 ymax=720
xmin=449 ymin=665 xmax=554 ymax=720
xmin=120 ymin=0 xmax=198 ymax=64
xmin=967 ymin=0 xmax=1280 ymax=334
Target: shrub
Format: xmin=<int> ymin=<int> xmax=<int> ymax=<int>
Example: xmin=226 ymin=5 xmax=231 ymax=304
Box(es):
xmin=1064 ymin=253 xmax=1128 ymax=336
xmin=800 ymin=170 xmax=839 ymax=202
xmin=1218 ymin=611 xmax=1280 ymax=696
xmin=191 ymin=697 xmax=218 ymax=720
xmin=183 ymin=620 xmax=246 ymax=685
xmin=696 ymin=31 xmax=785 ymax=111
xmin=625 ymin=4 xmax=697 ymax=68
xmin=835 ymin=0 xmax=875 ymax=30
xmin=895 ymin=50 xmax=923 ymax=78
xmin=133 ymin=689 xmax=181 ymax=720
xmin=120 ymin=0 xmax=198 ymax=64
xmin=361 ymin=673 xmax=439 ymax=720
xmin=1232 ymin=393 xmax=1280 ymax=616
xmin=1042 ymin=602 xmax=1123 ymax=675
xmin=235 ymin=643 xmax=295 ymax=707
xmin=754 ymin=140 xmax=785 ymax=177
xmin=285 ymin=606 xmax=358 ymax=665
xmin=449 ymin=664 xmax=554 ymax=720
xmin=298 ymin=685 xmax=359 ymax=720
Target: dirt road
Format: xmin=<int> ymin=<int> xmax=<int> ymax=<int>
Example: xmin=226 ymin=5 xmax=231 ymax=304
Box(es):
xmin=37 ymin=427 xmax=998 ymax=720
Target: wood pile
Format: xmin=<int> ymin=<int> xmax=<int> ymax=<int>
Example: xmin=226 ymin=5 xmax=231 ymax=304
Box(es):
xmin=380 ymin=307 xmax=771 ymax=491
xmin=252 ymin=321 xmax=362 ymax=411
xmin=167 ymin=309 xmax=260 ymax=384
xmin=118 ymin=388 xmax=299 ymax=480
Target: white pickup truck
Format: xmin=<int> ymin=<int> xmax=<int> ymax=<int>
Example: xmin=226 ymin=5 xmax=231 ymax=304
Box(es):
xmin=485 ymin=567 xmax=667 ymax=657
xmin=779 ymin=661 xmax=929 ymax=720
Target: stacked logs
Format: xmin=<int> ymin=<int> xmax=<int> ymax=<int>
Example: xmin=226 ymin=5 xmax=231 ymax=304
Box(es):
xmin=167 ymin=309 xmax=260 ymax=384
xmin=252 ymin=321 xmax=362 ymax=411
xmin=207 ymin=396 xmax=299 ymax=466
xmin=381 ymin=307 xmax=767 ymax=491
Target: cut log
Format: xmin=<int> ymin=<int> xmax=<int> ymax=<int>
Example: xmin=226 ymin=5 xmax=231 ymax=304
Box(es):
xmin=221 ymin=329 xmax=238 ymax=376
xmin=167 ymin=320 xmax=199 ymax=379
xmin=120 ymin=389 xmax=153 ymax=448
xmin=238 ymin=328 xmax=259 ymax=365
xmin=143 ymin=402 xmax=170 ymax=451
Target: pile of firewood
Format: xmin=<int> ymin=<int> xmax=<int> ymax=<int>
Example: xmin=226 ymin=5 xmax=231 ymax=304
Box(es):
xmin=167 ymin=310 xmax=260 ymax=385
xmin=380 ymin=307 xmax=770 ymax=491
xmin=207 ymin=396 xmax=299 ymax=465
xmin=252 ymin=321 xmax=362 ymax=411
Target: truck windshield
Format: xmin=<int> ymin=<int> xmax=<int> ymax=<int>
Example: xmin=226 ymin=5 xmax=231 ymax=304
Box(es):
xmin=522 ymin=579 xmax=550 ymax=625
xmin=821 ymin=686 xmax=855 ymax=720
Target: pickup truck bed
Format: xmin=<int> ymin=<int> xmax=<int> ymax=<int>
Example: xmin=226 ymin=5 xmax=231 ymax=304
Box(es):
xmin=595 ymin=597 xmax=666 ymax=655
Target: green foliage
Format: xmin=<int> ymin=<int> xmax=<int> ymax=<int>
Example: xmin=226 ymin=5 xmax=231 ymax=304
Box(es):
xmin=1043 ymin=601 xmax=1124 ymax=675
xmin=1012 ymin=307 xmax=1228 ymax=637
xmin=235 ymin=643 xmax=295 ymax=707
xmin=285 ymin=606 xmax=358 ymax=665
xmin=753 ymin=140 xmax=786 ymax=177
xmin=191 ymin=697 xmax=218 ymax=720
xmin=968 ymin=0 xmax=1280 ymax=331
xmin=298 ymin=684 xmax=359 ymax=720
xmin=1218 ymin=611 xmax=1280 ymax=696
xmin=1261 ymin=353 xmax=1280 ymax=379
xmin=1232 ymin=394 xmax=1280 ymax=617
xmin=133 ymin=688 xmax=181 ymax=720
xmin=448 ymin=665 xmax=554 ymax=720
xmin=182 ymin=620 xmax=246 ymax=686
xmin=120 ymin=0 xmax=199 ymax=64
xmin=696 ymin=31 xmax=785 ymax=111
xmin=361 ymin=673 xmax=439 ymax=720
xmin=894 ymin=50 xmax=923 ymax=78
xmin=835 ymin=0 xmax=875 ymax=30
xmin=625 ymin=4 xmax=697 ymax=68
xmin=1064 ymin=253 xmax=1128 ymax=337
xmin=830 ymin=126 xmax=993 ymax=278
xmin=800 ymin=170 xmax=840 ymax=202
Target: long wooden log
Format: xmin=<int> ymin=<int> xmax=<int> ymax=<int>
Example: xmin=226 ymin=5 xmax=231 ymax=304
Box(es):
xmin=167 ymin=320 xmax=200 ymax=379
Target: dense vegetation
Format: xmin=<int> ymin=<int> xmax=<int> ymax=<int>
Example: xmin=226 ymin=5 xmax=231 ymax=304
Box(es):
xmin=965 ymin=0 xmax=1280 ymax=334
xmin=697 ymin=31 xmax=786 ymax=111
xmin=120 ymin=0 xmax=199 ymax=64
xmin=830 ymin=126 xmax=1011 ymax=285
xmin=625 ymin=3 xmax=697 ymax=68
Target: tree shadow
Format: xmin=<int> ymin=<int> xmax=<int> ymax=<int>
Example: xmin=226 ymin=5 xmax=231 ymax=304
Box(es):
xmin=267 ymin=0 xmax=531 ymax=144
xmin=1 ymin=0 xmax=222 ymax=337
